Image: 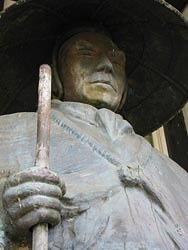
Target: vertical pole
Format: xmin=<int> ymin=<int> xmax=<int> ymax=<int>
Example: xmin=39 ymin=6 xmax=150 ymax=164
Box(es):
xmin=32 ymin=65 xmax=51 ymax=250
xmin=34 ymin=65 xmax=51 ymax=170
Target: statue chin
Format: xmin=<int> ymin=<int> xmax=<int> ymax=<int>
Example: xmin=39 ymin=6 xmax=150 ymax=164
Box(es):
xmin=75 ymin=97 xmax=119 ymax=112
xmin=78 ymin=91 xmax=121 ymax=112
xmin=64 ymin=92 xmax=120 ymax=111
xmin=91 ymin=101 xmax=118 ymax=111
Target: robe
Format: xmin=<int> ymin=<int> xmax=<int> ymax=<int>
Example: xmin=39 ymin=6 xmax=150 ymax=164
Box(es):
xmin=0 ymin=100 xmax=188 ymax=249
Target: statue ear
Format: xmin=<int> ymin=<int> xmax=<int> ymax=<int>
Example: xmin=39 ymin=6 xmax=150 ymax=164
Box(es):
xmin=52 ymin=65 xmax=64 ymax=100
xmin=51 ymin=40 xmax=64 ymax=100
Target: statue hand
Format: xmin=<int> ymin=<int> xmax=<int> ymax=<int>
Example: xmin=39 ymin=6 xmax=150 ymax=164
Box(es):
xmin=2 ymin=167 xmax=65 ymax=231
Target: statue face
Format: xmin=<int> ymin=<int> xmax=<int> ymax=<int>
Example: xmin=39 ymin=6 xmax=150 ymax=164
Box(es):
xmin=58 ymin=32 xmax=127 ymax=111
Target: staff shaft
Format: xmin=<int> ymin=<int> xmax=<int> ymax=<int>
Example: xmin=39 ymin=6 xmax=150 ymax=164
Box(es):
xmin=32 ymin=64 xmax=51 ymax=250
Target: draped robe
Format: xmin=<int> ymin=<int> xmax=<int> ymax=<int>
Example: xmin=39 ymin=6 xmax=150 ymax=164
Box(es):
xmin=0 ymin=100 xmax=188 ymax=249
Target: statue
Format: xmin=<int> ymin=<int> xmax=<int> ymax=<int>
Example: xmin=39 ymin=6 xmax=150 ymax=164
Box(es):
xmin=0 ymin=0 xmax=188 ymax=249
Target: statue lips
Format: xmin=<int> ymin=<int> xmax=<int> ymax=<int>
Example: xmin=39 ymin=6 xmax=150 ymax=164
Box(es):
xmin=90 ymin=74 xmax=116 ymax=92
xmin=92 ymin=81 xmax=116 ymax=92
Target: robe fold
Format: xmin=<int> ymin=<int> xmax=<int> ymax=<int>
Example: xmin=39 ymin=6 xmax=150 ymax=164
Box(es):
xmin=0 ymin=100 xmax=187 ymax=249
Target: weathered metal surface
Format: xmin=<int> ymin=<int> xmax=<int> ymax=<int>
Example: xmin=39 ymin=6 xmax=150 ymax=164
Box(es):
xmin=0 ymin=1 xmax=187 ymax=249
xmin=56 ymin=32 xmax=126 ymax=112
xmin=0 ymin=32 xmax=188 ymax=248
xmin=0 ymin=101 xmax=188 ymax=249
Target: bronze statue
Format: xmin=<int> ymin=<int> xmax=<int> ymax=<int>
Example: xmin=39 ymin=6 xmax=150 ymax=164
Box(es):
xmin=0 ymin=0 xmax=188 ymax=249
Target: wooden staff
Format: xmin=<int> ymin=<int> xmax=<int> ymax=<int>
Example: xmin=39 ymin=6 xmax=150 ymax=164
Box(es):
xmin=32 ymin=64 xmax=52 ymax=250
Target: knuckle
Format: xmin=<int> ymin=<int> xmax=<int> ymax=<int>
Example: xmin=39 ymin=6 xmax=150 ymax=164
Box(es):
xmin=6 ymin=172 xmax=24 ymax=186
xmin=3 ymin=168 xmax=65 ymax=190
xmin=26 ymin=167 xmax=60 ymax=185
xmin=16 ymin=208 xmax=61 ymax=230
xmin=38 ymin=208 xmax=61 ymax=226
xmin=5 ymin=194 xmax=62 ymax=222
xmin=3 ymin=182 xmax=63 ymax=212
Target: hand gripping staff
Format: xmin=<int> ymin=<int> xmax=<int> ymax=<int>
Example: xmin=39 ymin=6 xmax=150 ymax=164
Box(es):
xmin=32 ymin=65 xmax=52 ymax=250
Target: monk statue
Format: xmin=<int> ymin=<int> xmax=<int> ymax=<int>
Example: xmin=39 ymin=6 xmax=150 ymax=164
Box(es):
xmin=0 ymin=0 xmax=188 ymax=249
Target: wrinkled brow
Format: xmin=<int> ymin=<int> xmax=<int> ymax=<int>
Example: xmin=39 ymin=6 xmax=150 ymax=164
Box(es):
xmin=75 ymin=40 xmax=94 ymax=49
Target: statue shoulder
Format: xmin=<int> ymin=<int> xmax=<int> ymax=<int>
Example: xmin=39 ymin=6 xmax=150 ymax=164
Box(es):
xmin=0 ymin=111 xmax=37 ymax=123
xmin=151 ymin=146 xmax=188 ymax=179
xmin=0 ymin=112 xmax=37 ymax=138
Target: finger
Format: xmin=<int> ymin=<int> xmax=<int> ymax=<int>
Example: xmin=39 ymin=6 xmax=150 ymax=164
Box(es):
xmin=3 ymin=182 xmax=63 ymax=205
xmin=15 ymin=208 xmax=61 ymax=230
xmin=5 ymin=168 xmax=62 ymax=187
xmin=6 ymin=195 xmax=61 ymax=219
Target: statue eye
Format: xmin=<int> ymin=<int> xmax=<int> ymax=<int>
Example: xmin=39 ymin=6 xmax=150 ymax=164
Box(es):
xmin=78 ymin=48 xmax=96 ymax=56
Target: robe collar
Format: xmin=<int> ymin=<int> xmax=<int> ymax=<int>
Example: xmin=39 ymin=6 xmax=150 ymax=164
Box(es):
xmin=51 ymin=99 xmax=134 ymax=141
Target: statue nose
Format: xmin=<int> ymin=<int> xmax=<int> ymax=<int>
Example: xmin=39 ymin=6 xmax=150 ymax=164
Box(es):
xmin=96 ymin=56 xmax=113 ymax=74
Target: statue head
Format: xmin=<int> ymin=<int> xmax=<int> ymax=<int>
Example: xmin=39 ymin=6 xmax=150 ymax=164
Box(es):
xmin=53 ymin=31 xmax=127 ymax=112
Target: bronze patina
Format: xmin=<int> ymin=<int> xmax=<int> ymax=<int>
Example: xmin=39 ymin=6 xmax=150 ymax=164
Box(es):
xmin=57 ymin=32 xmax=127 ymax=111
xmin=0 ymin=0 xmax=188 ymax=249
xmin=0 ymin=29 xmax=188 ymax=250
